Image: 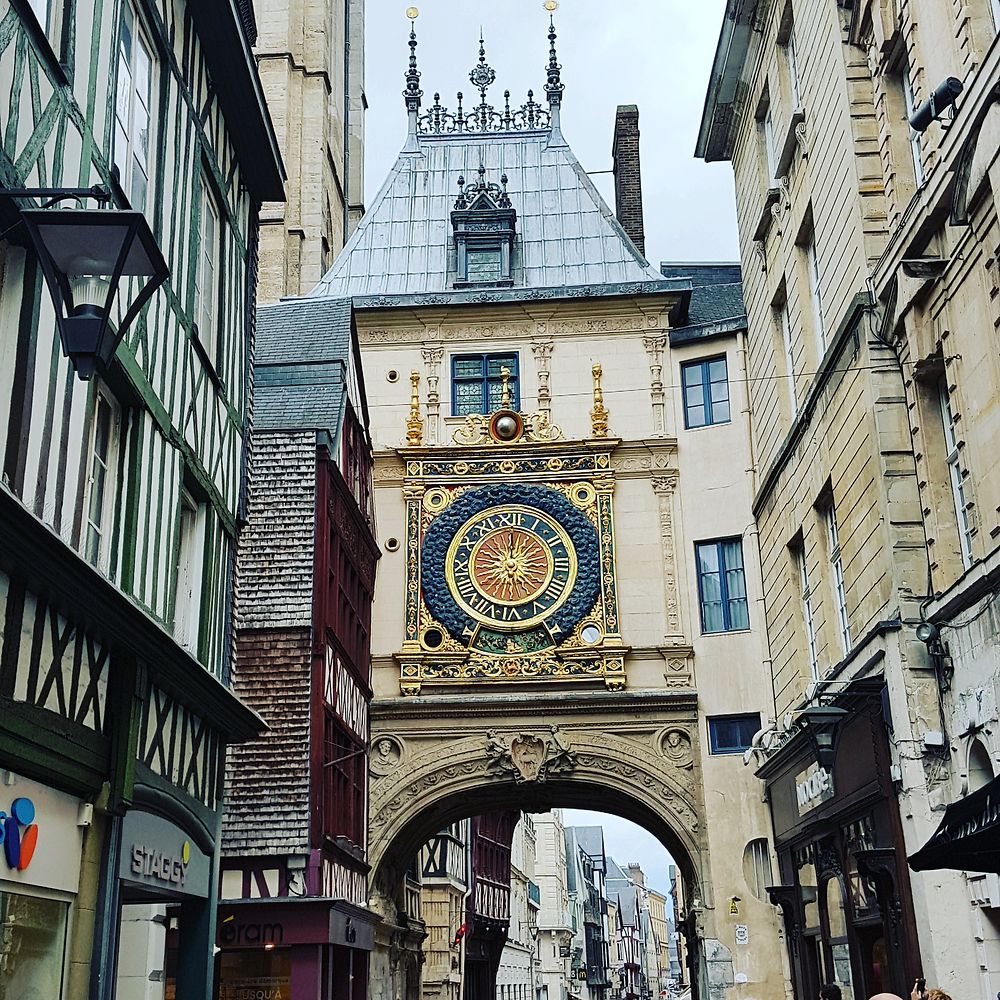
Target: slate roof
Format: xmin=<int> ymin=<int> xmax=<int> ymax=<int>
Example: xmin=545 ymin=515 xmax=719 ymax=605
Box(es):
xmin=660 ymin=261 xmax=747 ymax=344
xmin=567 ymin=826 xmax=607 ymax=870
xmin=311 ymin=131 xmax=674 ymax=305
xmin=255 ymin=297 xmax=353 ymax=435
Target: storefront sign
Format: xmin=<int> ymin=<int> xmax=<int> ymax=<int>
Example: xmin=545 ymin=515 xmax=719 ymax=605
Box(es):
xmin=119 ymin=809 xmax=211 ymax=898
xmin=0 ymin=772 xmax=84 ymax=894
xmin=217 ymin=901 xmax=376 ymax=950
xmin=2 ymin=796 xmax=39 ymax=872
xmin=795 ymin=762 xmax=835 ymax=816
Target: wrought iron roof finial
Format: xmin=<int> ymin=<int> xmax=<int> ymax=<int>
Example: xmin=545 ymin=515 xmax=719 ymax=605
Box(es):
xmin=403 ymin=15 xmax=423 ymax=126
xmin=544 ymin=11 xmax=564 ymax=130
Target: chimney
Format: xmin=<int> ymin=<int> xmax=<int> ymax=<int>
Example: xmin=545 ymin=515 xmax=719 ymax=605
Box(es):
xmin=612 ymin=105 xmax=645 ymax=255
xmin=626 ymin=862 xmax=646 ymax=887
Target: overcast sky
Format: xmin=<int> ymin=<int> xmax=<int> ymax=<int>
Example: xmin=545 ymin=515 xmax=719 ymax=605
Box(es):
xmin=559 ymin=809 xmax=677 ymax=899
xmin=362 ymin=0 xmax=739 ymax=265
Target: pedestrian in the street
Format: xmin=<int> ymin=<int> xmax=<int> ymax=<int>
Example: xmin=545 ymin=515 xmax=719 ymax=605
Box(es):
xmin=820 ymin=984 xmax=842 ymax=1000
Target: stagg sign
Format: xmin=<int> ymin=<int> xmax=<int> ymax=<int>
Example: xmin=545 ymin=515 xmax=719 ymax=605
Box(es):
xmin=119 ymin=810 xmax=211 ymax=898
xmin=795 ymin=762 xmax=835 ymax=816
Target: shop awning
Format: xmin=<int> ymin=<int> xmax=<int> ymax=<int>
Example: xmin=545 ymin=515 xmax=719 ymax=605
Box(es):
xmin=909 ymin=776 xmax=1000 ymax=873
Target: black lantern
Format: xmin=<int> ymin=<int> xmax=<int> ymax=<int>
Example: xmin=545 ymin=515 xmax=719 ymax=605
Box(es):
xmin=19 ymin=205 xmax=168 ymax=379
xmin=798 ymin=704 xmax=848 ymax=771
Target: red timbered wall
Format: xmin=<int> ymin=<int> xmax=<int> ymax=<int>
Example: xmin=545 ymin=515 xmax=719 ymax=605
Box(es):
xmin=312 ymin=420 xmax=378 ymax=854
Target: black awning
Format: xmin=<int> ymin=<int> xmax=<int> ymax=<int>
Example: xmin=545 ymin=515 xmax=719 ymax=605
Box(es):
xmin=909 ymin=775 xmax=1000 ymax=873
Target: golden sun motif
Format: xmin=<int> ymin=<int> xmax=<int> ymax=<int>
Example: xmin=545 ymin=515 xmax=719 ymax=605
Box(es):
xmin=472 ymin=529 xmax=552 ymax=603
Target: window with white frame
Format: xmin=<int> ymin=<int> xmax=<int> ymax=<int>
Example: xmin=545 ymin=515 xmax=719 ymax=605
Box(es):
xmin=804 ymin=231 xmax=825 ymax=355
xmin=824 ymin=504 xmax=851 ymax=655
xmin=763 ymin=103 xmax=778 ymax=187
xmin=939 ymin=379 xmax=973 ymax=568
xmin=194 ymin=175 xmax=221 ymax=360
xmin=174 ymin=488 xmax=206 ymax=654
xmin=777 ymin=296 xmax=796 ymax=413
xmin=796 ymin=542 xmax=819 ymax=678
xmin=742 ymin=839 xmax=774 ymax=902
xmin=84 ymin=390 xmax=119 ymax=570
xmin=113 ymin=1 xmax=154 ymax=212
xmin=902 ymin=65 xmax=924 ymax=186
xmin=786 ymin=24 xmax=801 ymax=109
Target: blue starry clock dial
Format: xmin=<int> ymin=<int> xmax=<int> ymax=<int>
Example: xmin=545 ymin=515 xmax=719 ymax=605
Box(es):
xmin=421 ymin=483 xmax=601 ymax=647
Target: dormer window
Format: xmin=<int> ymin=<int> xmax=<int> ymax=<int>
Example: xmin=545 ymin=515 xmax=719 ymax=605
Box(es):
xmin=451 ymin=165 xmax=516 ymax=287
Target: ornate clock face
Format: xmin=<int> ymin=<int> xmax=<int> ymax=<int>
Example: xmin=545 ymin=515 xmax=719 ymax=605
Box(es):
xmin=446 ymin=506 xmax=577 ymax=629
xmin=420 ymin=483 xmax=602 ymax=650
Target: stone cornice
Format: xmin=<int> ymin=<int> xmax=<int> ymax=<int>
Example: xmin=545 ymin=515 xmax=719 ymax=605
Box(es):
xmin=372 ymin=687 xmax=698 ymax=721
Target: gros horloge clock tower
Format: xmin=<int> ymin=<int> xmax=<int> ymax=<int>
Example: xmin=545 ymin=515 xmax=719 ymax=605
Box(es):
xmin=398 ymin=366 xmax=628 ymax=696
xmin=300 ymin=14 xmax=787 ymax=1000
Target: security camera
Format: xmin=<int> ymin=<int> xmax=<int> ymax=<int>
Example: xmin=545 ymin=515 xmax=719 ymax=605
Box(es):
xmin=909 ymin=77 xmax=964 ymax=133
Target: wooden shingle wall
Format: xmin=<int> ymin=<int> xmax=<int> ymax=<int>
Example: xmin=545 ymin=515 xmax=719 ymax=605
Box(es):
xmin=223 ymin=628 xmax=312 ymax=854
xmin=225 ymin=429 xmax=319 ymax=853
xmin=234 ymin=430 xmax=317 ymax=629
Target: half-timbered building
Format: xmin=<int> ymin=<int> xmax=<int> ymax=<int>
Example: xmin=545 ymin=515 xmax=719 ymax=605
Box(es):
xmin=0 ymin=0 xmax=282 ymax=996
xmin=219 ymin=297 xmax=380 ymax=999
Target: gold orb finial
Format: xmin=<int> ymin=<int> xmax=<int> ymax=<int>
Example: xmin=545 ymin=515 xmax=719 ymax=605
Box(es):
xmin=544 ymin=0 xmax=559 ymax=10
xmin=406 ymin=6 xmax=419 ymax=20
xmin=406 ymin=370 xmax=424 ymax=447
xmin=590 ymin=362 xmax=610 ymax=438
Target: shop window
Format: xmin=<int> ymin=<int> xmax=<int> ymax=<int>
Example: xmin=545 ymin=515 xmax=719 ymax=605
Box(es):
xmin=217 ymin=948 xmax=292 ymax=999
xmin=452 ymin=353 xmax=519 ymax=415
xmin=708 ymin=713 xmax=761 ymax=755
xmin=0 ymin=890 xmax=68 ymax=996
xmin=84 ymin=388 xmax=120 ymax=571
xmin=695 ymin=537 xmax=749 ymax=633
xmin=742 ymin=838 xmax=774 ymax=900
xmin=681 ymin=356 xmax=730 ymax=429
xmin=824 ymin=877 xmax=855 ymax=1000
xmin=113 ymin=0 xmax=155 ymax=212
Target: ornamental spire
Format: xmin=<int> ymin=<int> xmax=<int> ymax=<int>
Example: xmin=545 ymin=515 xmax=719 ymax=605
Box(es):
xmin=403 ymin=9 xmax=423 ymax=135
xmin=544 ymin=5 xmax=564 ymax=129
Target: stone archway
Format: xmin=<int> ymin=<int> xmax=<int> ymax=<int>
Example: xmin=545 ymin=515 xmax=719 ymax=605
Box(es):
xmin=366 ymin=688 xmax=734 ymax=1000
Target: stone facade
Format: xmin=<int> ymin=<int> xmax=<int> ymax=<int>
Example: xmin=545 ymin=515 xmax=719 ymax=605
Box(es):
xmin=253 ymin=0 xmax=365 ymax=302
xmin=698 ymin=3 xmax=1000 ymax=999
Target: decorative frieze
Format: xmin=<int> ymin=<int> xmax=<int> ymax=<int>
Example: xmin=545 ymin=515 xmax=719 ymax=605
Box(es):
xmin=643 ymin=333 xmax=667 ymax=436
xmin=421 ymin=342 xmax=444 ymax=444
xmin=652 ymin=470 xmax=686 ymax=644
xmin=532 ymin=337 xmax=554 ymax=419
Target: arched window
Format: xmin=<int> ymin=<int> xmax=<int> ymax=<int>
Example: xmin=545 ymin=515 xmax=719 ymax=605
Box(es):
xmin=742 ymin=838 xmax=774 ymax=901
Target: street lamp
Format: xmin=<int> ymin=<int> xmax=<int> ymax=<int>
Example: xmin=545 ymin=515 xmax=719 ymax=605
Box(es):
xmin=798 ymin=704 xmax=848 ymax=771
xmin=4 ymin=186 xmax=168 ymax=379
